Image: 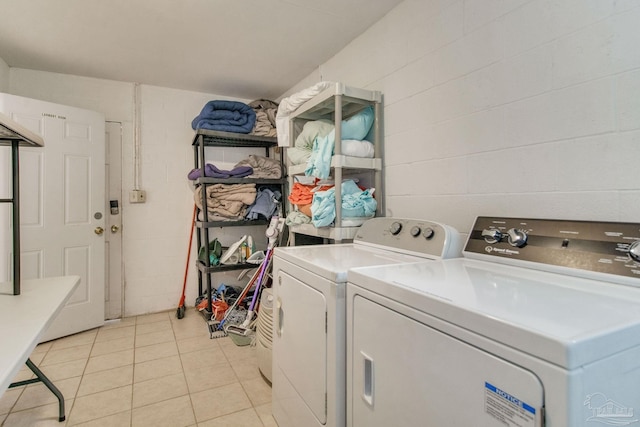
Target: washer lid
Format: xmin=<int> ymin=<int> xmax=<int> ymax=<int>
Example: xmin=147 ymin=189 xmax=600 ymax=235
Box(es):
xmin=347 ymin=258 xmax=640 ymax=369
xmin=274 ymin=244 xmax=429 ymax=283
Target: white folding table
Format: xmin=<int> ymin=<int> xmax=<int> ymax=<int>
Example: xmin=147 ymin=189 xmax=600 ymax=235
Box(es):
xmin=0 ymin=275 xmax=80 ymax=422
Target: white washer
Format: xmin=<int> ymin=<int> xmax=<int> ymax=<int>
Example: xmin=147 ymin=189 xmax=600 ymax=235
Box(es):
xmin=272 ymin=217 xmax=461 ymax=427
xmin=346 ymin=216 xmax=640 ymax=427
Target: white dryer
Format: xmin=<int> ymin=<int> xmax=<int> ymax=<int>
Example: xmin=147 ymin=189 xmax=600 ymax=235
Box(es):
xmin=272 ymin=217 xmax=461 ymax=427
xmin=346 ymin=217 xmax=640 ymax=427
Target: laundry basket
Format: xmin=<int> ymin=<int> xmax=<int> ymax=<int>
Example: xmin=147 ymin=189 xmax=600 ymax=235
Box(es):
xmin=256 ymin=287 xmax=274 ymax=382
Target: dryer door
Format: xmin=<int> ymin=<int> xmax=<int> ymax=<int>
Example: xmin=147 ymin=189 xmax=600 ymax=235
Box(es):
xmin=350 ymin=295 xmax=544 ymax=427
xmin=273 ymin=270 xmax=327 ymax=425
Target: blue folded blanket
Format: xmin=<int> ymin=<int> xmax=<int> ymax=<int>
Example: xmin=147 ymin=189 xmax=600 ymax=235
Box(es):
xmin=311 ymin=180 xmax=377 ymax=227
xmin=192 ymin=100 xmax=256 ymax=134
xmin=187 ymin=164 xmax=253 ymax=180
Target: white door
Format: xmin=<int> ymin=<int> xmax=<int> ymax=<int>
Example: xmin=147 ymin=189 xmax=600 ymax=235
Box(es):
xmin=105 ymin=121 xmax=123 ymax=320
xmin=0 ymin=93 xmax=106 ymax=341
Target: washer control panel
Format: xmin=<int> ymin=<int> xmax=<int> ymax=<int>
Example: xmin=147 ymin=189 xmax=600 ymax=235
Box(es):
xmin=465 ymin=217 xmax=640 ymax=280
xmin=353 ymin=217 xmax=461 ymax=259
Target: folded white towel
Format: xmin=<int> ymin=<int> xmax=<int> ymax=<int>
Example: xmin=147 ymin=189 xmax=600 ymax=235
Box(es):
xmin=276 ymin=81 xmax=334 ymax=147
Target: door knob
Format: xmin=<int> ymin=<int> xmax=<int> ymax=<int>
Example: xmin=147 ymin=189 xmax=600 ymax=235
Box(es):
xmin=94 ymin=227 xmax=104 ymax=235
xmin=111 ymin=225 xmax=120 ymax=233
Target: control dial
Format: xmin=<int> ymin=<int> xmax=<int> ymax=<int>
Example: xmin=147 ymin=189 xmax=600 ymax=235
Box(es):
xmin=482 ymin=229 xmax=502 ymax=244
xmin=390 ymin=222 xmax=403 ymax=235
xmin=507 ymin=228 xmax=528 ymax=248
xmin=423 ymin=227 xmax=435 ymax=239
xmin=630 ymin=240 xmax=640 ymax=262
xmin=410 ymin=226 xmax=421 ymax=237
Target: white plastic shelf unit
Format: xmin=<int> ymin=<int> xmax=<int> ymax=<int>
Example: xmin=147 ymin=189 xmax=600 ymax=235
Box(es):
xmin=0 ymin=112 xmax=44 ymax=295
xmin=287 ymin=83 xmax=383 ymax=243
xmin=192 ymin=129 xmax=286 ymax=322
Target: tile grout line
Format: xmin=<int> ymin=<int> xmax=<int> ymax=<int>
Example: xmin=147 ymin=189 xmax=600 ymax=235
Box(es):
xmin=62 ymin=327 xmax=100 ymax=425
xmin=66 ymin=318 xmax=135 ymax=425
xmin=64 ymin=329 xmax=95 ymax=425
xmin=172 ymin=312 xmax=199 ymax=427
xmin=130 ymin=315 xmax=139 ymax=427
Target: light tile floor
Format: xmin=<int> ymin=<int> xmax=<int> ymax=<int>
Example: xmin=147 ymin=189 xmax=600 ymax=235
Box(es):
xmin=0 ymin=310 xmax=276 ymax=427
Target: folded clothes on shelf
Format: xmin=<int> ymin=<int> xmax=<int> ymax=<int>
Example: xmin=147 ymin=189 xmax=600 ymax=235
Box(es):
xmin=311 ymin=179 xmax=376 ymax=227
xmin=248 ymin=99 xmax=278 ymax=137
xmin=191 ymin=100 xmax=256 ymax=133
xmin=234 ymin=155 xmax=282 ymax=179
xmin=246 ymin=188 xmax=281 ymax=220
xmin=188 ymin=164 xmax=253 ymax=180
xmin=195 ymin=183 xmax=257 ymax=219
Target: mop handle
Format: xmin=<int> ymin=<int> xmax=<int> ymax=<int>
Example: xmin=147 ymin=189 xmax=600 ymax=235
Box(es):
xmin=247 ymin=247 xmax=272 ymax=312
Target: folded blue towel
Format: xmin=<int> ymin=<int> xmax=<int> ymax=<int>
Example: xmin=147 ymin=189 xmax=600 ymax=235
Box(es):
xmin=188 ymin=164 xmax=253 ymax=180
xmin=311 ymin=180 xmax=377 ymax=227
xmin=192 ymin=100 xmax=256 ymax=134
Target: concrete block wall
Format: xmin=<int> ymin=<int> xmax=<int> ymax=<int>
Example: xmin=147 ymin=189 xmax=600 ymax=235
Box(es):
xmin=302 ymin=0 xmax=640 ymax=237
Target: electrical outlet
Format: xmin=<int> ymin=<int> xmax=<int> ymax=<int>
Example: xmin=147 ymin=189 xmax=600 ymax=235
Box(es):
xmin=129 ymin=189 xmax=146 ymax=203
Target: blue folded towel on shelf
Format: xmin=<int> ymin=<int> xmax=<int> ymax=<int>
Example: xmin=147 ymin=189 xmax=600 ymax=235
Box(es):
xmin=191 ymin=100 xmax=256 ymax=134
xmin=188 ymin=164 xmax=253 ymax=180
xmin=311 ymin=180 xmax=376 ymax=227
xmin=245 ymin=188 xmax=281 ymax=220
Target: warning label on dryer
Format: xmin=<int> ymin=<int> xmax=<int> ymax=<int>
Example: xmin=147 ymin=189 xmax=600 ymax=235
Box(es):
xmin=485 ymin=382 xmax=535 ymax=427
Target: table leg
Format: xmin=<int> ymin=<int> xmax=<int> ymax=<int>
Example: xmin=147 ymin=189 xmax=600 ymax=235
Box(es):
xmin=9 ymin=358 xmax=66 ymax=422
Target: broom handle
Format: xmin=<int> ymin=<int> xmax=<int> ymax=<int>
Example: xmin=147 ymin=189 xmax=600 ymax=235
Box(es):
xmin=179 ymin=204 xmax=197 ymax=303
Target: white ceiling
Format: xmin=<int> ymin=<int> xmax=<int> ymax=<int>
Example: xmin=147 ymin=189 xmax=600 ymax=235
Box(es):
xmin=0 ymin=0 xmax=403 ymax=100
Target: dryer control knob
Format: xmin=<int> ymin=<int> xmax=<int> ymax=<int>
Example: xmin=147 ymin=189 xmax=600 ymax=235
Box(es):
xmin=482 ymin=229 xmax=502 ymax=244
xmin=507 ymin=228 xmax=528 ymax=247
xmin=390 ymin=222 xmax=403 ymax=235
xmin=423 ymin=227 xmax=435 ymax=239
xmin=629 ymin=240 xmax=640 ymax=262
xmin=410 ymin=226 xmax=421 ymax=237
